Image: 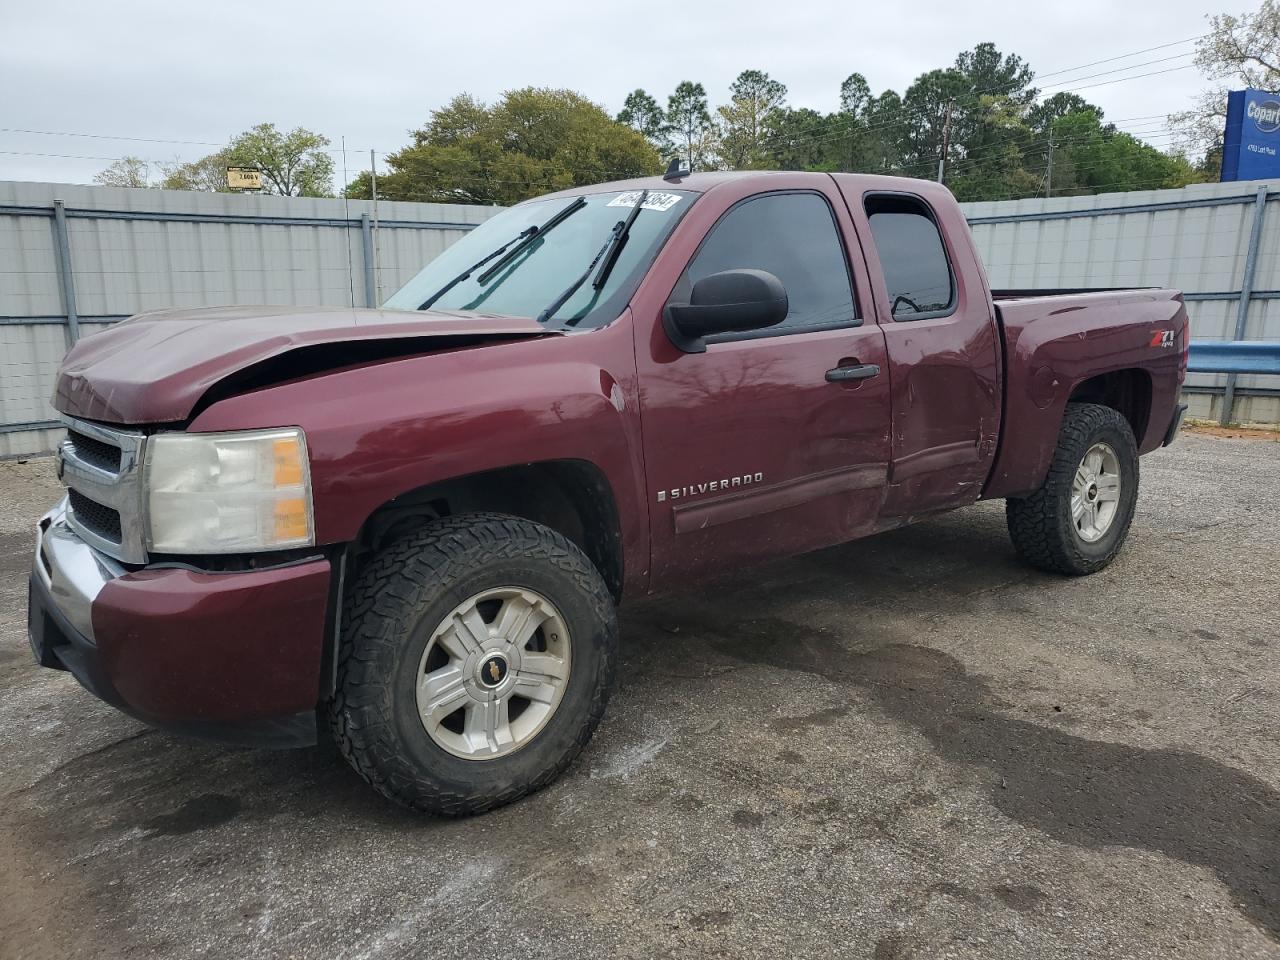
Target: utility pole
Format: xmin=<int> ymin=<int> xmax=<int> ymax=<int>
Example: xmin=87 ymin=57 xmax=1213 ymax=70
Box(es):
xmin=936 ymin=99 xmax=955 ymax=183
xmin=370 ymin=149 xmax=381 ymax=304
xmin=341 ymin=136 xmax=355 ymax=308
xmin=1045 ymin=136 xmax=1054 ymax=198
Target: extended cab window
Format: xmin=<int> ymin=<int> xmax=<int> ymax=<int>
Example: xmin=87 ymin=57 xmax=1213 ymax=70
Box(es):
xmin=865 ymin=195 xmax=954 ymax=320
xmin=675 ymin=192 xmax=856 ymax=336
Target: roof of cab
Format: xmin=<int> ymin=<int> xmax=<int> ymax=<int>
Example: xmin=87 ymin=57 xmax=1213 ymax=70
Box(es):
xmin=534 ymin=169 xmax=958 ymax=204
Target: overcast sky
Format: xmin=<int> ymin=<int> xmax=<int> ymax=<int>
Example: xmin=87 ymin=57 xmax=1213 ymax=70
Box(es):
xmin=0 ymin=0 xmax=1228 ymax=187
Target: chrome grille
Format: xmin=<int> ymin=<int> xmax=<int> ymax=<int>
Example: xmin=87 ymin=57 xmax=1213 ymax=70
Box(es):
xmin=66 ymin=429 xmax=122 ymax=473
xmin=67 ymin=489 xmax=123 ymax=543
xmin=58 ymin=415 xmax=147 ymax=564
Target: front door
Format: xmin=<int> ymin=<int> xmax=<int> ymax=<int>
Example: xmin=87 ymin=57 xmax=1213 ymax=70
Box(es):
xmin=633 ymin=181 xmax=892 ymax=590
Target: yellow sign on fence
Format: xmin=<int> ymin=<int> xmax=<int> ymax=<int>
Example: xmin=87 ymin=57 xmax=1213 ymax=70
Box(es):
xmin=226 ymin=167 xmax=262 ymax=190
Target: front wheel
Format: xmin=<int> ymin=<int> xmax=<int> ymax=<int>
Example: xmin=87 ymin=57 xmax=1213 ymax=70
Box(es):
xmin=1005 ymin=402 xmax=1140 ymax=575
xmin=328 ymin=513 xmax=618 ymax=815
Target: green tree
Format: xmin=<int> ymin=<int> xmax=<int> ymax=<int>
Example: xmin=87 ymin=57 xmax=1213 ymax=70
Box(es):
xmin=716 ymin=69 xmax=788 ymax=168
xmin=666 ymin=81 xmax=716 ymax=169
xmin=159 ymin=152 xmax=233 ymax=192
xmin=425 ymin=93 xmax=488 ymax=145
xmin=94 ymin=156 xmax=152 ymax=188
xmin=901 ymin=67 xmax=970 ymax=176
xmin=955 ymin=42 xmax=1035 ymax=99
xmin=764 ymin=83 xmax=895 ymax=174
xmin=944 ymin=95 xmax=1043 ymax=201
xmin=1049 ymin=110 xmax=1201 ymax=195
xmin=618 ymin=89 xmax=671 ymax=153
xmin=839 ymin=73 xmax=872 ymax=115
xmin=147 ymin=124 xmax=333 ymax=195
xmin=347 ymin=88 xmax=659 ymax=205
xmin=1171 ymin=1 xmax=1280 ymax=159
xmin=1028 ymin=92 xmax=1093 ymax=133
xmin=923 ymin=44 xmax=1037 ymax=183
xmin=220 ymin=123 xmax=334 ymax=196
xmin=824 ymin=73 xmax=882 ymax=172
xmin=768 ymin=108 xmax=839 ymax=170
xmin=861 ymin=90 xmax=910 ymax=173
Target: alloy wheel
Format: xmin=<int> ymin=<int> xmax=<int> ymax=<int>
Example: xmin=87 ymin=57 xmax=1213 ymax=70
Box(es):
xmin=414 ymin=586 xmax=571 ymax=759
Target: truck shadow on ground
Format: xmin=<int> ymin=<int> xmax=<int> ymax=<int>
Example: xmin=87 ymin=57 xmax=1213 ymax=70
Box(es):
xmin=697 ymin=618 xmax=1280 ymax=940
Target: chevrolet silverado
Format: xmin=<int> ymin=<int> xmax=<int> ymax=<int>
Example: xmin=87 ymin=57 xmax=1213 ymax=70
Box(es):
xmin=28 ymin=170 xmax=1189 ymax=815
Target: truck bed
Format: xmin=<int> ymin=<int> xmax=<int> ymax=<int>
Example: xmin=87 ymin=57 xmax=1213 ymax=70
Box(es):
xmin=983 ymin=287 xmax=1187 ymax=500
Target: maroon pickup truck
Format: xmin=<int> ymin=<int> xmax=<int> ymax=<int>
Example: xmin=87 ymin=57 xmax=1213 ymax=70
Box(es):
xmin=28 ymin=170 xmax=1188 ymax=815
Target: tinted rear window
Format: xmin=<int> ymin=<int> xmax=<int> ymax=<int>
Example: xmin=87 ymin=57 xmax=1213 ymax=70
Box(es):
xmin=865 ymin=195 xmax=954 ymax=319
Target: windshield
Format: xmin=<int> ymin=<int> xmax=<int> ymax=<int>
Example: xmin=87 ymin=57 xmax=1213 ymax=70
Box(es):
xmin=383 ymin=189 xmax=693 ymax=329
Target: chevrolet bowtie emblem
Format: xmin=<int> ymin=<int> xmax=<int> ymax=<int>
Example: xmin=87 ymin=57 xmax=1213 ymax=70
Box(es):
xmin=488 ymin=661 xmax=500 ymax=683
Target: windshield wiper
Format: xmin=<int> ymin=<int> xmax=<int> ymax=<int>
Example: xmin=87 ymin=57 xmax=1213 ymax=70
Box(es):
xmin=475 ymin=196 xmax=586 ymax=286
xmin=537 ymin=189 xmax=648 ymax=325
xmin=417 ymin=196 xmax=587 ymax=310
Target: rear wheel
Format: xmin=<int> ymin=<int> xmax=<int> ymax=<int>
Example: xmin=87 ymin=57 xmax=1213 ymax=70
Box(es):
xmin=328 ymin=513 xmax=617 ymax=815
xmin=1005 ymin=402 xmax=1139 ymax=575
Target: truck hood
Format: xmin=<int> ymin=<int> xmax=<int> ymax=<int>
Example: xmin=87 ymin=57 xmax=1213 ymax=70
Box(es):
xmin=53 ymin=305 xmax=557 ymax=424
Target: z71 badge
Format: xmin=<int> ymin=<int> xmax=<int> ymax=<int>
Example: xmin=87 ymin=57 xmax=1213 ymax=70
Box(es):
xmin=658 ymin=473 xmax=763 ymax=503
xmin=1150 ymin=329 xmax=1175 ymax=348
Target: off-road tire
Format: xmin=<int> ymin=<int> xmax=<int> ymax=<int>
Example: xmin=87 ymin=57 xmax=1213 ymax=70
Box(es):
xmin=328 ymin=513 xmax=617 ymax=815
xmin=1005 ymin=402 xmax=1140 ymax=576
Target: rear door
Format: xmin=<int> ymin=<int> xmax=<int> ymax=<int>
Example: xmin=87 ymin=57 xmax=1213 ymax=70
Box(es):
xmin=840 ymin=187 xmax=1002 ymax=519
xmin=631 ymin=177 xmax=892 ymax=589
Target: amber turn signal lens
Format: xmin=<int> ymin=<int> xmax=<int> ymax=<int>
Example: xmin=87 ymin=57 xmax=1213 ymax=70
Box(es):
xmin=274 ymin=498 xmax=310 ymax=541
xmin=274 ymin=437 xmax=305 ymax=487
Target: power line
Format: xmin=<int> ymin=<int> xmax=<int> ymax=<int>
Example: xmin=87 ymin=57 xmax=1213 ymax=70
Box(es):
xmin=954 ymin=138 xmax=1190 ymax=188
xmin=0 ymin=128 xmax=224 ymax=147
xmin=1035 ymin=52 xmax=1196 ymax=91
xmin=844 ymin=120 xmax=1194 ymax=193
xmin=0 ymin=149 xmax=166 ymax=162
xmin=1057 ymin=63 xmax=1197 ymax=93
xmin=758 ymin=50 xmax=1208 ymax=162
xmin=0 ymin=127 xmax=401 ymax=161
xmin=1024 ymin=35 xmax=1201 ymax=82
xmin=755 ymin=35 xmax=1206 ymax=151
xmin=937 ymin=125 xmax=1187 ymax=177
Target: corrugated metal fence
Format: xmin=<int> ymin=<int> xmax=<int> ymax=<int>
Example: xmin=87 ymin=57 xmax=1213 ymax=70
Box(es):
xmin=2 ymin=178 xmax=1278 ymax=457
xmin=0 ymin=181 xmax=499 ymax=456
xmin=960 ymin=179 xmax=1280 ymax=426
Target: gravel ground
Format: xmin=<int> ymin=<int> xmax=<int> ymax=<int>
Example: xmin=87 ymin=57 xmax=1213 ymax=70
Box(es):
xmin=1 ymin=429 xmax=1278 ymax=960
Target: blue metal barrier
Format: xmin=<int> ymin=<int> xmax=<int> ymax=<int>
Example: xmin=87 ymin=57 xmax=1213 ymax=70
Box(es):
xmin=1188 ymin=340 xmax=1280 ymax=375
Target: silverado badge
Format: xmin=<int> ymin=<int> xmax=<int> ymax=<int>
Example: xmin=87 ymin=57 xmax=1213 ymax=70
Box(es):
xmin=657 ymin=473 xmax=764 ymax=503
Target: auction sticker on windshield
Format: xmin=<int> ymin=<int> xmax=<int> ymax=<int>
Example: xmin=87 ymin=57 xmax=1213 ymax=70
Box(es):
xmin=608 ymin=191 xmax=683 ymax=212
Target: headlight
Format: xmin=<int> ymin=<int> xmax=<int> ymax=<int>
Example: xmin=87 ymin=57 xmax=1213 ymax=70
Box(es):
xmin=144 ymin=427 xmax=314 ymax=553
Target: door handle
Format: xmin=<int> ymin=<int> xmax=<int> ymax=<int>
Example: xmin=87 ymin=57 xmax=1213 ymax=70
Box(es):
xmin=825 ymin=363 xmax=880 ymax=383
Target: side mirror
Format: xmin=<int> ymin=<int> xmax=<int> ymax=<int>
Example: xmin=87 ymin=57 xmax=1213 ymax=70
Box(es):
xmin=664 ymin=268 xmax=788 ymax=353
